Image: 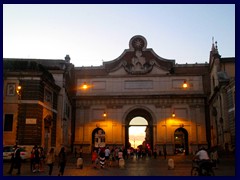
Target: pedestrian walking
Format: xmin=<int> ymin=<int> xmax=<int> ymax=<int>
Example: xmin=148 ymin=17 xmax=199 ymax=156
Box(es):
xmin=153 ymin=148 xmax=157 ymax=159
xmin=8 ymin=145 xmax=21 ymax=175
xmin=58 ymin=147 xmax=67 ymax=176
xmin=114 ymin=147 xmax=119 ymax=162
xmin=30 ymin=145 xmax=35 ymax=172
xmin=118 ymin=149 xmax=123 ymax=162
xmin=136 ymin=148 xmax=140 ymax=159
xmin=45 ymin=148 xmax=55 ymax=176
xmin=159 ymin=149 xmax=162 ymax=156
xmin=210 ymin=147 xmax=219 ymax=169
xmin=104 ymin=146 xmax=110 ymax=166
xmin=163 ymin=144 xmax=167 ymax=160
xmin=99 ymin=147 xmax=105 ymax=169
xmin=91 ymin=149 xmax=99 ymax=168
xmin=127 ymin=148 xmax=131 ymax=159
xmin=109 ymin=148 xmax=114 ymax=167
xmin=38 ymin=146 xmax=45 ymax=172
xmin=32 ymin=145 xmax=40 ymax=173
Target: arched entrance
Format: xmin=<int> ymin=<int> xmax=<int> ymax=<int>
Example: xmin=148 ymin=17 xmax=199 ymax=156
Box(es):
xmin=174 ymin=127 xmax=189 ymax=155
xmin=92 ymin=128 xmax=105 ymax=149
xmin=125 ymin=108 xmax=153 ymax=150
xmin=129 ymin=117 xmax=148 ymax=149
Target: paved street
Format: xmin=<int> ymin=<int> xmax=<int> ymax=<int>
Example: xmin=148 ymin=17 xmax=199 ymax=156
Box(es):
xmin=3 ymin=153 xmax=235 ymax=176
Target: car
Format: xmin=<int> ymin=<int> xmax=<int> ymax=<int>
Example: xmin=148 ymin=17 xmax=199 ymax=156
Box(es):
xmin=3 ymin=145 xmax=30 ymax=161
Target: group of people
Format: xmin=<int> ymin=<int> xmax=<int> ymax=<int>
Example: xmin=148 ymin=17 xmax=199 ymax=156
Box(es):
xmin=8 ymin=144 xmax=67 ymax=176
xmin=90 ymin=145 xmax=169 ymax=169
xmin=7 ymin=144 xmax=219 ymax=176
xmin=91 ymin=146 xmax=126 ymax=169
xmin=33 ymin=145 xmax=67 ymax=176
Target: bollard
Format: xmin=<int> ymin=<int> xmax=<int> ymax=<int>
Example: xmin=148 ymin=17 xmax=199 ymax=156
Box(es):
xmin=168 ymin=158 xmax=174 ymax=170
xmin=77 ymin=157 xmax=83 ymax=169
xmin=119 ymin=158 xmax=125 ymax=168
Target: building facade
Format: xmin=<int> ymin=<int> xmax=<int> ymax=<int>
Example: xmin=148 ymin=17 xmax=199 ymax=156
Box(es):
xmin=3 ymin=35 xmax=235 ymax=155
xmin=208 ymin=42 xmax=235 ymax=153
xmin=3 ymin=57 xmax=75 ymax=153
xmin=74 ymin=35 xmax=211 ymax=154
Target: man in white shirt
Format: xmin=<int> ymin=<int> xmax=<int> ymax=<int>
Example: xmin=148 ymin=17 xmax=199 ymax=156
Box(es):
xmin=195 ymin=147 xmax=210 ymax=160
xmin=104 ymin=147 xmax=110 ymax=166
xmin=193 ymin=146 xmax=211 ymax=175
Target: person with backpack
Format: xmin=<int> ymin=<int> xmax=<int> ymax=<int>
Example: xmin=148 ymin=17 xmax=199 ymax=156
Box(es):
xmin=32 ymin=145 xmax=40 ymax=173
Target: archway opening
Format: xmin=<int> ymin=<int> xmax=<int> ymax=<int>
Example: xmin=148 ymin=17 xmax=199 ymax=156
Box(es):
xmin=174 ymin=127 xmax=189 ymax=155
xmin=129 ymin=117 xmax=148 ymax=149
xmin=125 ymin=108 xmax=153 ymax=151
xmin=92 ymin=128 xmax=105 ymax=149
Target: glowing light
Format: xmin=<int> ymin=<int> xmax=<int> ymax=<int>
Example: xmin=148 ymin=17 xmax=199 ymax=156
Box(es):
xmin=81 ymin=82 xmax=89 ymax=90
xmin=16 ymin=85 xmax=22 ymax=95
xmin=103 ymin=112 xmax=107 ymax=118
xmin=183 ymin=80 xmax=188 ymax=88
xmin=172 ymin=112 xmax=176 ymax=118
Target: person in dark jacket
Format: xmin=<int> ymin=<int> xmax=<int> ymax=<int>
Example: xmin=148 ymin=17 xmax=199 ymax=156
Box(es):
xmin=58 ymin=147 xmax=67 ymax=176
xmin=163 ymin=144 xmax=167 ymax=160
xmin=8 ymin=145 xmax=21 ymax=175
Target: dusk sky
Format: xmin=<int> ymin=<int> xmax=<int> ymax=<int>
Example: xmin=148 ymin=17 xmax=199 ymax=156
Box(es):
xmin=3 ymin=4 xmax=235 ymax=67
xmin=129 ymin=117 xmax=148 ymax=148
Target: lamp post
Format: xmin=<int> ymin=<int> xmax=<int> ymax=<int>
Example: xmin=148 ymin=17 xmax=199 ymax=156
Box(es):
xmin=131 ymin=136 xmax=140 ymax=149
xmin=182 ymin=80 xmax=188 ymax=89
xmin=103 ymin=112 xmax=107 ymax=118
xmin=79 ymin=82 xmax=90 ymax=149
xmin=82 ymin=82 xmax=88 ymax=89
xmin=16 ymin=85 xmax=22 ymax=99
xmin=16 ymin=84 xmax=22 ymax=145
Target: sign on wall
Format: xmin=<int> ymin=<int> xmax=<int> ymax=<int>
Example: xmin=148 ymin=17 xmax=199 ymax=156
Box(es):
xmin=26 ymin=118 xmax=37 ymax=124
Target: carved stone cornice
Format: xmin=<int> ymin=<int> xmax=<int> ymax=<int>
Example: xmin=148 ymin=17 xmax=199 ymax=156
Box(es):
xmin=76 ymin=97 xmax=205 ymax=108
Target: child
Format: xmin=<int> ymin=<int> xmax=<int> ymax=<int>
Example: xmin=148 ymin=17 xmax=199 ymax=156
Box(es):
xmin=92 ymin=149 xmax=98 ymax=168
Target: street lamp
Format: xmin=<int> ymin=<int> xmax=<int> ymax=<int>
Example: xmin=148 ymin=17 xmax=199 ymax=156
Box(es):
xmin=82 ymin=82 xmax=88 ymax=89
xmin=16 ymin=84 xmax=22 ymax=145
xmin=16 ymin=85 xmax=22 ymax=98
xmin=81 ymin=82 xmax=92 ymax=90
xmin=103 ymin=112 xmax=107 ymax=118
xmin=182 ymin=80 xmax=188 ymax=89
xmin=80 ymin=82 xmax=91 ymax=147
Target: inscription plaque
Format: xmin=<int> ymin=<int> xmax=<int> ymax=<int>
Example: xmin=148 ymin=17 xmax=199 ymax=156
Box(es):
xmin=125 ymin=80 xmax=153 ymax=89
